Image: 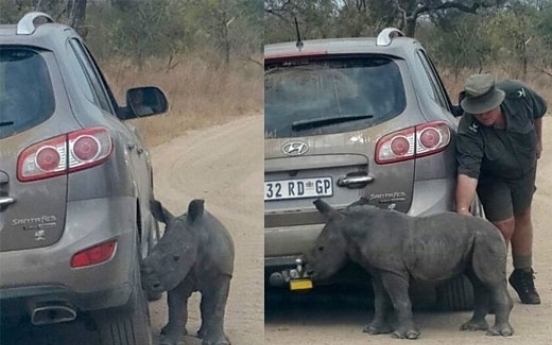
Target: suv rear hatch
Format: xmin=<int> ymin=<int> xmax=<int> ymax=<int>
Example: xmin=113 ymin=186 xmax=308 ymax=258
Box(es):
xmin=265 ymin=54 xmax=421 ymax=233
xmin=0 ymin=46 xmax=70 ymax=252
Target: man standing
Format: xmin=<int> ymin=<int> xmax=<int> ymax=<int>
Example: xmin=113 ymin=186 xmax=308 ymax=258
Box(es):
xmin=455 ymin=73 xmax=546 ymax=305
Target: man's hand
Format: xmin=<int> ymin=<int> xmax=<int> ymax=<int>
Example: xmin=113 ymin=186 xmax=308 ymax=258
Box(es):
xmin=456 ymin=206 xmax=471 ymax=216
xmin=536 ymin=141 xmax=542 ymax=160
xmin=456 ymin=174 xmax=479 ymax=216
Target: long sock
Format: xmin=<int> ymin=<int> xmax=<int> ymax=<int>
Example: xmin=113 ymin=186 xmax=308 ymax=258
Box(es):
xmin=512 ymin=255 xmax=532 ymax=271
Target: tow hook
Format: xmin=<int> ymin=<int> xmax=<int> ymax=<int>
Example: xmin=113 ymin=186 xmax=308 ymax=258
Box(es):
xmin=269 ymin=258 xmax=313 ymax=291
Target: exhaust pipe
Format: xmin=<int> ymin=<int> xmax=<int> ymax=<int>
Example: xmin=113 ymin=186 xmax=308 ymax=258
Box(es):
xmin=31 ymin=304 xmax=77 ymax=325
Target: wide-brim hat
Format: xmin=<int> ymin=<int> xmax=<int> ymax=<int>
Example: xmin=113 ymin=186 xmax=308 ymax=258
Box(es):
xmin=460 ymin=74 xmax=505 ymax=114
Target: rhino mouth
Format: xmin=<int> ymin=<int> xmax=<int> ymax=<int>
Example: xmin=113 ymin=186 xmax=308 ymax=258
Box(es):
xmin=149 ymin=282 xmax=164 ymax=291
xmin=142 ymin=276 xmax=165 ymax=292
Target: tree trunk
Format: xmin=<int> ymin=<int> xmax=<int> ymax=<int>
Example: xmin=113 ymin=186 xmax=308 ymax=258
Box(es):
xmin=403 ymin=17 xmax=416 ymax=37
xmin=67 ymin=0 xmax=88 ymax=38
xmin=36 ymin=0 xmax=57 ymax=14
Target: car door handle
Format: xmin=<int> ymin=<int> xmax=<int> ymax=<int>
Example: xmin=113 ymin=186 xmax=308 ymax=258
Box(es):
xmin=337 ymin=174 xmax=374 ymax=188
xmin=0 ymin=196 xmax=16 ymax=206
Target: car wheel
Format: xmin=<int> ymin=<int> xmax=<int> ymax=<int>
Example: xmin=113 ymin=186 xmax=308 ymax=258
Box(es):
xmin=435 ymin=274 xmax=474 ymax=311
xmin=93 ymin=252 xmax=153 ymax=345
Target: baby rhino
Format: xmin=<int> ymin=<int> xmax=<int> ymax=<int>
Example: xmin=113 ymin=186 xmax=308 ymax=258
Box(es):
xmin=304 ymin=199 xmax=514 ymax=340
xmin=141 ymin=199 xmax=234 ymax=345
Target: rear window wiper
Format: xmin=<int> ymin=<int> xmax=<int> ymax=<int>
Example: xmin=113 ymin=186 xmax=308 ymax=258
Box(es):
xmin=0 ymin=121 xmax=14 ymax=127
xmin=291 ymin=114 xmax=374 ymax=131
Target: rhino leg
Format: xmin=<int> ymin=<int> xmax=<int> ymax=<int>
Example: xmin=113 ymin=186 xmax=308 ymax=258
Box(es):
xmin=363 ymin=275 xmax=392 ymax=335
xmin=486 ymin=283 xmax=514 ymax=337
xmin=380 ymin=272 xmax=420 ymax=340
xmin=461 ymin=272 xmax=490 ymax=332
xmin=470 ymin=233 xmax=513 ymax=337
xmin=198 ymin=275 xmax=231 ymax=345
xmin=160 ymin=280 xmax=194 ymax=345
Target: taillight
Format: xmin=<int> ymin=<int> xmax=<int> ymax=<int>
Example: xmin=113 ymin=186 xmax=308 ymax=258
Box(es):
xmin=71 ymin=240 xmax=117 ymax=268
xmin=375 ymin=121 xmax=451 ymax=164
xmin=17 ymin=127 xmax=113 ymax=182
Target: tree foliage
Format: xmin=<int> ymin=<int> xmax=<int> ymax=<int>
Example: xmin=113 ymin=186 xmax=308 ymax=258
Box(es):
xmin=264 ymin=0 xmax=552 ymax=77
xmin=0 ymin=0 xmax=263 ymax=68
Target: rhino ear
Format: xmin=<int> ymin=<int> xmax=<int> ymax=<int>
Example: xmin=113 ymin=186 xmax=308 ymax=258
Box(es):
xmin=188 ymin=199 xmax=205 ymax=224
xmin=313 ymin=199 xmax=342 ymax=220
xmin=150 ymin=200 xmax=175 ymax=224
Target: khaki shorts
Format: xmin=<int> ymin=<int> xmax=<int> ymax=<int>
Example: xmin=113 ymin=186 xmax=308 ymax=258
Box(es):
xmin=477 ymin=167 xmax=537 ymax=222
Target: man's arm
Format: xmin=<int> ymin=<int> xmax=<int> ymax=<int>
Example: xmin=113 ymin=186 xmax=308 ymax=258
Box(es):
xmin=456 ymin=174 xmax=478 ymax=215
xmin=535 ymin=117 xmax=543 ymax=159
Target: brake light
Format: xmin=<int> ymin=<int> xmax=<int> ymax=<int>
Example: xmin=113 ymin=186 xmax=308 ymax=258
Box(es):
xmin=71 ymin=240 xmax=117 ymax=268
xmin=17 ymin=127 xmax=113 ymax=182
xmin=375 ymin=121 xmax=451 ymax=164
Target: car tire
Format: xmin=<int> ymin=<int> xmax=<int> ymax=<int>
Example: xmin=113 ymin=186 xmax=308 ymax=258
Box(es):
xmin=94 ymin=252 xmax=153 ymax=345
xmin=435 ymin=274 xmax=474 ymax=311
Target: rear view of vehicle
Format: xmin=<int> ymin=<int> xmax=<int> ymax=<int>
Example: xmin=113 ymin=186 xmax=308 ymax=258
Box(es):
xmin=265 ymin=29 xmax=475 ymax=310
xmin=0 ymin=13 xmax=167 ymax=344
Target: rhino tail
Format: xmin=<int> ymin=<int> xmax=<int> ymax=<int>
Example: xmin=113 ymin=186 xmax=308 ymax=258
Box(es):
xmin=471 ymin=228 xmax=508 ymax=285
xmin=188 ymin=199 xmax=205 ymax=223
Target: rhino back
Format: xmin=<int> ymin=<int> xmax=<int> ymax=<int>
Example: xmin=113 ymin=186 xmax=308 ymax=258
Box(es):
xmin=344 ymin=209 xmax=412 ymax=271
xmin=402 ymin=212 xmax=476 ymax=281
xmin=198 ymin=211 xmax=235 ymax=276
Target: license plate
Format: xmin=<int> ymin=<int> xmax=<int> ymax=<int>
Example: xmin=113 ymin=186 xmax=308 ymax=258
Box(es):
xmin=290 ymin=279 xmax=313 ymax=291
xmin=264 ymin=177 xmax=333 ymax=201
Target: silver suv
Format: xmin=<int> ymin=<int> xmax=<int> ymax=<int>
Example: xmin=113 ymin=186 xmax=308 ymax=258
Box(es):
xmin=0 ymin=12 xmax=168 ymax=344
xmin=264 ymin=29 xmax=482 ymax=310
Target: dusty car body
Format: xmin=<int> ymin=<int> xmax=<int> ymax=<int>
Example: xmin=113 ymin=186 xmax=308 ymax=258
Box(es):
xmin=0 ymin=12 xmax=168 ymax=344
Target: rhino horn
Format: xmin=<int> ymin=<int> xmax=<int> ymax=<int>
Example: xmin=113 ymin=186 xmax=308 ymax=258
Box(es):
xmin=188 ymin=199 xmax=205 ymax=223
xmin=313 ymin=199 xmax=341 ymax=220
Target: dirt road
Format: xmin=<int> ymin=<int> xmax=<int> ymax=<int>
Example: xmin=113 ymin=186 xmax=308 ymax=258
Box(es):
xmin=265 ymin=115 xmax=552 ymax=345
xmin=148 ymin=114 xmax=264 ymax=345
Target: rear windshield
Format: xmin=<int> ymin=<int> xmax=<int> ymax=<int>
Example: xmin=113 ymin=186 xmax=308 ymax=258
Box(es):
xmin=0 ymin=47 xmax=55 ymax=139
xmin=265 ymin=56 xmax=406 ymax=138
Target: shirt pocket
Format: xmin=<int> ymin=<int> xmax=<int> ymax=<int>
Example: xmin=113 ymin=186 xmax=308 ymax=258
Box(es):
xmin=509 ymin=130 xmax=537 ymax=156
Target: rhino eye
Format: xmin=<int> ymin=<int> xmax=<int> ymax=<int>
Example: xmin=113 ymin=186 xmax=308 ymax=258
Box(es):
xmin=318 ymin=246 xmax=324 ymax=252
xmin=172 ymin=254 xmax=180 ymax=262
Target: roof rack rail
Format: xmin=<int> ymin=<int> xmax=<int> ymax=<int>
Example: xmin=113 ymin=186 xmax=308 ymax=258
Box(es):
xmin=376 ymin=28 xmax=405 ymax=47
xmin=16 ymin=12 xmax=54 ymax=35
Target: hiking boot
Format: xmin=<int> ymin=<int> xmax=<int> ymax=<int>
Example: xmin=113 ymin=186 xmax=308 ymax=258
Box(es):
xmin=508 ymin=269 xmax=541 ymax=305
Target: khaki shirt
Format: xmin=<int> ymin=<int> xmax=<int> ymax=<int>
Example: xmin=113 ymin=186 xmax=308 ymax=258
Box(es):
xmin=456 ymin=80 xmax=547 ymax=180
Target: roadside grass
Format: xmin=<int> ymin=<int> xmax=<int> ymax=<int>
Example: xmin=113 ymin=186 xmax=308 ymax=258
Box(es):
xmin=101 ymin=54 xmax=263 ymax=148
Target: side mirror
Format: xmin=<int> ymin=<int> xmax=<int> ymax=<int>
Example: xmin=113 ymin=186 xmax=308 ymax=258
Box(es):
xmin=122 ymin=86 xmax=169 ymax=119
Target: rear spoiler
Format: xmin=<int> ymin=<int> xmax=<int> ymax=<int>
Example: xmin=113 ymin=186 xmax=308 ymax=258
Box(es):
xmin=264 ymin=50 xmax=328 ymax=61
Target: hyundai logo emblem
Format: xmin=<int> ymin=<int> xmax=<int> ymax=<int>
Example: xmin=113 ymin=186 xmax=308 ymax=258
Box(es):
xmin=282 ymin=141 xmax=309 ymax=156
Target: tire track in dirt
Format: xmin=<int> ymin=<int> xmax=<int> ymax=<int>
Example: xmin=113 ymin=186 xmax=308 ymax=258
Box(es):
xmin=148 ymin=115 xmax=264 ymax=345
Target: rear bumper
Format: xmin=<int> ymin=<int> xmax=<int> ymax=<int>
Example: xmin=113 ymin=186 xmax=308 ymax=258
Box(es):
xmin=0 ymin=197 xmax=138 ymax=319
xmin=0 ymin=282 xmax=132 ymax=323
